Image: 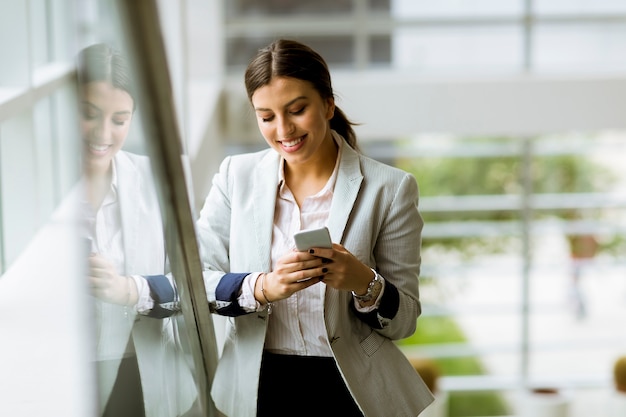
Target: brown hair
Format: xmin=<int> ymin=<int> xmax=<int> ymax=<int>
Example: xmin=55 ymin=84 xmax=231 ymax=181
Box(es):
xmin=76 ymin=43 xmax=136 ymax=111
xmin=244 ymin=39 xmax=358 ymax=149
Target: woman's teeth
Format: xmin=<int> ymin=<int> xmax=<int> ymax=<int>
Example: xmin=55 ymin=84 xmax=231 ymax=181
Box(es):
xmin=89 ymin=143 xmax=110 ymax=152
xmin=282 ymin=137 xmax=302 ymax=147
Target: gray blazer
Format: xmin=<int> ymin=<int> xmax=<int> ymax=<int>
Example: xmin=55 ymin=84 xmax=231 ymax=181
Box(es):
xmin=198 ymin=138 xmax=434 ymax=417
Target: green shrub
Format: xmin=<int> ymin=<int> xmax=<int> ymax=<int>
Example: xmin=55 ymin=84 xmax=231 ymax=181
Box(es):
xmin=399 ymin=316 xmax=511 ymax=417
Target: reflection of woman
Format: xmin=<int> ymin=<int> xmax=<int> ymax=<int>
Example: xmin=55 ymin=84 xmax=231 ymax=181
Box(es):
xmin=77 ymin=43 xmax=196 ymax=417
xmin=198 ymin=39 xmax=434 ymax=416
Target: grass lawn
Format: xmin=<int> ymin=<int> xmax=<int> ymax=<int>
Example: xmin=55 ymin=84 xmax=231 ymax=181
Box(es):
xmin=397 ymin=315 xmax=511 ymax=417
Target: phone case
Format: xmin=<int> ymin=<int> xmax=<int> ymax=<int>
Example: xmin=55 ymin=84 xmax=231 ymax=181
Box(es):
xmin=294 ymin=227 xmax=333 ymax=251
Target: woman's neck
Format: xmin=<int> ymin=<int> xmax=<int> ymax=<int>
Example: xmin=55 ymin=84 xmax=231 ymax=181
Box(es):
xmin=83 ymin=163 xmax=113 ymax=210
xmin=284 ymin=137 xmax=338 ymax=207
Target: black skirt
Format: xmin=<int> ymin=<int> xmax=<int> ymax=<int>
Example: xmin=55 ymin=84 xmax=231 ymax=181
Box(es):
xmin=101 ymin=354 xmax=145 ymax=417
xmin=257 ymin=351 xmax=364 ymax=417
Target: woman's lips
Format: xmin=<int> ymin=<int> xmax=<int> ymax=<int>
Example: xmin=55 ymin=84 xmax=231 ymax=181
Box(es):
xmin=86 ymin=142 xmax=112 ymax=155
xmin=279 ymin=135 xmax=305 ymax=152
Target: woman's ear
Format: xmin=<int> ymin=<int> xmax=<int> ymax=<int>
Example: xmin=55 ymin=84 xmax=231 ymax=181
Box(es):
xmin=325 ymin=97 xmax=335 ymax=120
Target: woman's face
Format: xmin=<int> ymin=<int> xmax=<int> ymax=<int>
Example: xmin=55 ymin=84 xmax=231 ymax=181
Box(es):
xmin=251 ymin=76 xmax=335 ymax=168
xmin=80 ymin=81 xmax=134 ymax=173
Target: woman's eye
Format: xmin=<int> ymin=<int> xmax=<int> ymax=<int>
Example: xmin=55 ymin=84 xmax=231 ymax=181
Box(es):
xmin=290 ymin=107 xmax=305 ymax=115
xmin=260 ymin=115 xmax=274 ymax=122
xmin=113 ymin=119 xmax=127 ymax=126
xmin=82 ymin=110 xmax=97 ymax=120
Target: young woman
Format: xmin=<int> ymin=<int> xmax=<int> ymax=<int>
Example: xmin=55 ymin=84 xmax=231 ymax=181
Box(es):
xmin=77 ymin=43 xmax=196 ymax=417
xmin=198 ymin=39 xmax=434 ymax=416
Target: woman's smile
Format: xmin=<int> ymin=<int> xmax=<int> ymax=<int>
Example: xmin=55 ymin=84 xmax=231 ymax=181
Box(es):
xmin=279 ymin=135 xmax=306 ymax=152
xmin=86 ymin=142 xmax=113 ymax=155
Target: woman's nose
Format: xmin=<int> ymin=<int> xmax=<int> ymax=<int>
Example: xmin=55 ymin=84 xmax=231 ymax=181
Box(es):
xmin=277 ymin=116 xmax=294 ymax=138
xmin=93 ymin=119 xmax=112 ymax=142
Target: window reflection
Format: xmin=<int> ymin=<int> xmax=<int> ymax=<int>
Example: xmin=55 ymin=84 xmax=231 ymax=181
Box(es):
xmin=0 ymin=111 xmax=39 ymax=267
xmin=75 ymin=43 xmax=198 ymax=417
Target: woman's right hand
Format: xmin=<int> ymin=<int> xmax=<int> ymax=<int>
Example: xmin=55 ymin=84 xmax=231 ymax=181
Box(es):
xmin=255 ymin=249 xmax=328 ymax=303
xmin=88 ymin=253 xmax=138 ymax=305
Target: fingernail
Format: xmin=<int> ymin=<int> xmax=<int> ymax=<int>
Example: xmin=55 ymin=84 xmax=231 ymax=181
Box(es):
xmin=322 ymin=258 xmax=330 ymax=264
xmin=309 ymin=249 xmax=315 ymax=254
xmin=322 ymin=268 xmax=328 ymax=273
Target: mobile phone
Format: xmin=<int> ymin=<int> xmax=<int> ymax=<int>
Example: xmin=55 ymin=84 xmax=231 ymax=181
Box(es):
xmin=294 ymin=227 xmax=333 ymax=251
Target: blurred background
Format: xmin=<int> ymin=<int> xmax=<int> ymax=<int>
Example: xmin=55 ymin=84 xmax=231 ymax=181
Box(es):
xmin=1 ymin=1 xmax=626 ymax=416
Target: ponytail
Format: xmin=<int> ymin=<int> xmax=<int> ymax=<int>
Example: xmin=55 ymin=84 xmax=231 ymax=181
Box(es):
xmin=330 ymin=106 xmax=359 ymax=151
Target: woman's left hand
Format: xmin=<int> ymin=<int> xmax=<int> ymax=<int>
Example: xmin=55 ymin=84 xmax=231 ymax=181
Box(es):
xmin=308 ymin=243 xmax=375 ymax=295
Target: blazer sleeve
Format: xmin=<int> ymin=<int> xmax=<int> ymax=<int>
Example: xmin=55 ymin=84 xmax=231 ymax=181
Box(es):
xmin=196 ymin=156 xmax=251 ymax=316
xmin=365 ymin=172 xmax=423 ymax=340
xmin=119 ymin=152 xmax=180 ymax=318
xmin=196 ymin=156 xmax=233 ymax=306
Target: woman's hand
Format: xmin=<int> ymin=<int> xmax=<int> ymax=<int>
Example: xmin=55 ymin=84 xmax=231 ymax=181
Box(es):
xmin=307 ymin=243 xmax=374 ymax=294
xmin=255 ymin=249 xmax=328 ymax=304
xmin=88 ymin=254 xmax=138 ymax=305
xmin=255 ymin=243 xmax=374 ymax=304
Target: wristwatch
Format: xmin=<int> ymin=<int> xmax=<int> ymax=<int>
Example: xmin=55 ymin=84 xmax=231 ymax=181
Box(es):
xmin=352 ymin=269 xmax=383 ymax=302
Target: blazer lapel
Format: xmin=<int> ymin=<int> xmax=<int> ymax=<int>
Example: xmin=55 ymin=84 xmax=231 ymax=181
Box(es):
xmin=325 ymin=142 xmax=363 ymax=337
xmin=327 ymin=143 xmax=363 ymax=244
xmin=115 ymin=152 xmax=140 ymax=275
xmin=252 ymin=151 xmax=281 ymax=272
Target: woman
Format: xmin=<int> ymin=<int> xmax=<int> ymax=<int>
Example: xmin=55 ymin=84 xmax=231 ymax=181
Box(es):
xmin=198 ymin=39 xmax=434 ymax=416
xmin=77 ymin=43 xmax=196 ymax=417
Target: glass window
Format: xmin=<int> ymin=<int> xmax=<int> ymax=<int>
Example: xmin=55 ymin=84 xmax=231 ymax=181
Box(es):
xmin=369 ymin=0 xmax=391 ymax=13
xmin=225 ymin=36 xmax=276 ymax=68
xmin=369 ymin=35 xmax=392 ymax=66
xmin=534 ymin=0 xmax=626 ymax=15
xmin=298 ymin=36 xmax=355 ymax=68
xmin=392 ymin=25 xmax=523 ymax=74
xmin=72 ymin=27 xmax=202 ymax=417
xmin=33 ymin=97 xmax=58 ymax=221
xmin=0 ymin=2 xmax=29 ymax=88
xmin=391 ymin=0 xmax=523 ymax=19
xmin=391 ymin=131 xmax=626 ymax=415
xmin=227 ymin=35 xmax=355 ymax=69
xmin=533 ymin=22 xmax=626 ymax=74
xmin=0 ymin=111 xmax=38 ymax=267
xmin=1 ymin=1 xmax=212 ymax=415
xmin=30 ymin=0 xmax=51 ymax=69
xmin=225 ymin=0 xmax=353 ymax=18
xmin=52 ymin=84 xmax=82 ymax=199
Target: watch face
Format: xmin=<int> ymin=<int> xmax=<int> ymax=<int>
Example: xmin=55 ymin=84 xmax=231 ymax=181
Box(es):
xmin=353 ymin=273 xmax=382 ymax=302
xmin=370 ymin=279 xmax=382 ymax=296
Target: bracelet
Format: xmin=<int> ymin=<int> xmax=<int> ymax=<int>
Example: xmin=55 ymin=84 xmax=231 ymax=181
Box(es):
xmin=260 ymin=273 xmax=273 ymax=314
